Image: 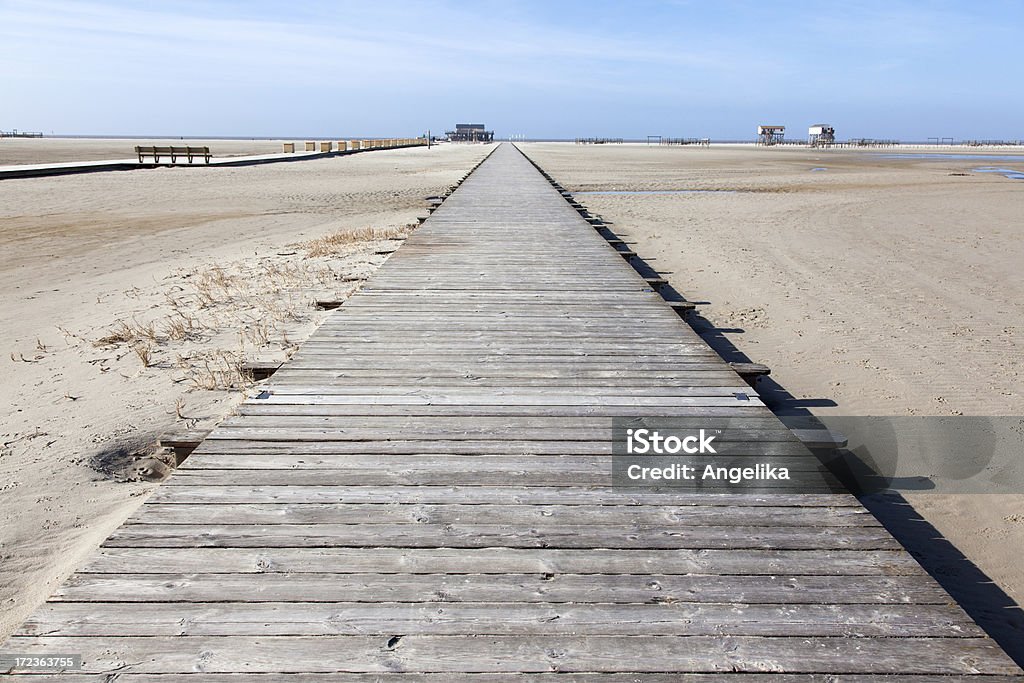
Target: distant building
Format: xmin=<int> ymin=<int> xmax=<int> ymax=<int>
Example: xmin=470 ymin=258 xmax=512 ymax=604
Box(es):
xmin=446 ymin=123 xmax=494 ymax=143
xmin=808 ymin=124 xmax=835 ymax=146
xmin=757 ymin=125 xmax=785 ymax=146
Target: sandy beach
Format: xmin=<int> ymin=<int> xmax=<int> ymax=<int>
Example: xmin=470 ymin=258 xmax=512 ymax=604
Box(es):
xmin=523 ymin=142 xmax=1024 ymax=649
xmin=522 ymin=143 xmax=1024 ymax=416
xmin=2 ymin=139 xmax=1022 ymax=654
xmin=0 ymin=140 xmax=489 ymax=640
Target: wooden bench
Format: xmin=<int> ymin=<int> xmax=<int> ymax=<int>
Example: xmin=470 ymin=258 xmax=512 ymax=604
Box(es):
xmin=135 ymin=145 xmax=211 ymax=164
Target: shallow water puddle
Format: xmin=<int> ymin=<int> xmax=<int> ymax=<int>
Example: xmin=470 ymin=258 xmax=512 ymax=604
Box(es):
xmin=972 ymin=167 xmax=1024 ymax=180
xmin=876 ymin=153 xmax=1024 ymax=162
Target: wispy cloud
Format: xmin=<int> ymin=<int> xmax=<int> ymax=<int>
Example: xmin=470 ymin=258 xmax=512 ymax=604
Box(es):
xmin=1 ymin=0 xmax=1020 ymax=137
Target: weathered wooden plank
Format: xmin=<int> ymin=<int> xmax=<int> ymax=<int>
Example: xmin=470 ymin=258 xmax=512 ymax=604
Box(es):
xmin=145 ymin=485 xmax=862 ymax=505
xmin=51 ymin=573 xmax=950 ymax=605
xmin=223 ymin=415 xmax=789 ymax=430
xmin=189 ymin=439 xmax=808 ymax=455
xmin=302 ymin=326 xmax=711 ymax=337
xmin=256 ymin=395 xmax=766 ymax=407
xmin=6 ymin=635 xmax=1017 ymax=674
xmin=296 ymin=338 xmax=716 ymax=347
xmin=270 ymin=374 xmax=746 ymax=387
xmin=234 ymin=404 xmax=773 ymax=418
xmin=103 ymin=523 xmax=897 ymax=550
xmin=169 ymin=459 xmax=837 ymax=489
xmin=124 ymin=503 xmax=881 ymax=527
xmin=19 ymin=602 xmax=980 ymax=637
xmin=17 ymin=676 xmax=1024 ymax=683
xmin=321 ymin=322 xmax=690 ymax=331
xmin=332 ymin=307 xmax=681 ymax=317
xmin=201 ymin=425 xmax=799 ymax=442
xmin=259 ymin=385 xmax=753 ymax=397
xmin=78 ymin=547 xmax=924 ymax=576
xmin=282 ymin=359 xmax=732 ymax=370
xmin=327 ymin=304 xmax=679 ymax=313
xmin=275 ymin=367 xmax=741 ymax=379
xmin=286 ymin=350 xmax=724 ymax=360
xmin=342 ymin=290 xmax=674 ymax=300
xmin=159 ymin=469 xmax=840 ymax=490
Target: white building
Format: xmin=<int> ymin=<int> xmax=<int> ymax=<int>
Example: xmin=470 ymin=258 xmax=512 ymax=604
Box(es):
xmin=757 ymin=125 xmax=785 ymax=145
xmin=808 ymin=124 xmax=835 ymax=146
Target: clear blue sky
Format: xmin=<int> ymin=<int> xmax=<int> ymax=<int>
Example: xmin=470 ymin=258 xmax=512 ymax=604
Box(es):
xmin=1 ymin=0 xmax=1020 ymax=140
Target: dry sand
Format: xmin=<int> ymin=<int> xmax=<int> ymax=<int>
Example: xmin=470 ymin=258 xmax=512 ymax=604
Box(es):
xmin=0 ymin=140 xmax=490 ymax=640
xmin=522 ymin=142 xmax=1024 ymax=656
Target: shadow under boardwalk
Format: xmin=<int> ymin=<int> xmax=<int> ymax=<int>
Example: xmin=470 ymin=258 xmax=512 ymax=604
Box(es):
xmin=4 ymin=143 xmax=1021 ymax=678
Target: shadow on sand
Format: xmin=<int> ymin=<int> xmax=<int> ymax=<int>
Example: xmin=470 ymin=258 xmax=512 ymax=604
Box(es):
xmin=621 ymin=241 xmax=1024 ymax=666
xmin=860 ymin=491 xmax=1024 ymax=665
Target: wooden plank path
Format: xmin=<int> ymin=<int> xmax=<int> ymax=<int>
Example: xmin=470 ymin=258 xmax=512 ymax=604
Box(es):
xmin=4 ymin=143 xmax=1021 ymax=679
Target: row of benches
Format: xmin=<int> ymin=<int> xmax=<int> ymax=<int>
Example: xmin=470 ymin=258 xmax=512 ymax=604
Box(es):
xmin=135 ymin=145 xmax=212 ymax=164
xmin=283 ymin=138 xmax=427 ymax=153
xmin=136 ymin=138 xmax=426 ymax=164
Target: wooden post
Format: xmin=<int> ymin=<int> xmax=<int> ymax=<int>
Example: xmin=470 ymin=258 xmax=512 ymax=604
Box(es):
xmin=320 ymin=141 xmax=333 ymax=153
xmin=350 ymin=140 xmax=360 ymax=150
xmin=282 ymin=142 xmax=295 ymax=153
xmin=337 ymin=140 xmax=347 ymax=151
xmin=304 ymin=141 xmax=315 ymax=151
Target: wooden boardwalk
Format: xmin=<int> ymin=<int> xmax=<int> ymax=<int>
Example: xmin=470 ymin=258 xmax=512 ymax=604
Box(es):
xmin=5 ymin=143 xmax=1021 ymax=679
